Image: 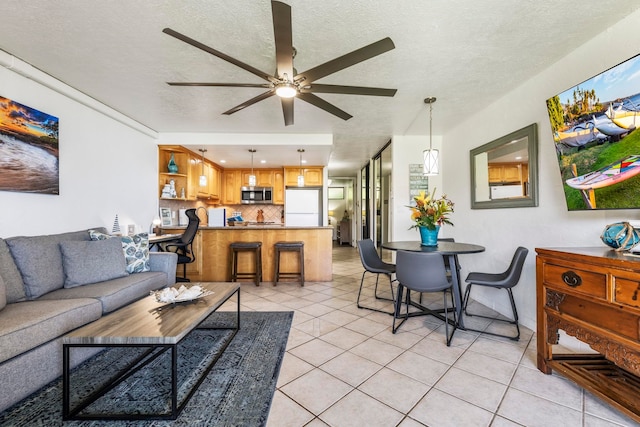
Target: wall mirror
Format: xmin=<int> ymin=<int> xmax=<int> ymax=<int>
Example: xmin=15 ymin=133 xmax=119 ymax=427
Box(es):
xmin=470 ymin=123 xmax=538 ymax=209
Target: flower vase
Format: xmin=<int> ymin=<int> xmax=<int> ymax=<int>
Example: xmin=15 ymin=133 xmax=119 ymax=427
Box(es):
xmin=167 ymin=153 xmax=178 ymax=173
xmin=419 ymin=225 xmax=440 ymax=246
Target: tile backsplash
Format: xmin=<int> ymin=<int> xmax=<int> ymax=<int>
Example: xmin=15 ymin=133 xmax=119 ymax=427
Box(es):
xmin=158 ymin=200 xmax=284 ymax=225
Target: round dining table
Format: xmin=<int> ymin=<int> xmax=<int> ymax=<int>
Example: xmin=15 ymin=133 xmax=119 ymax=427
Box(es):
xmin=381 ymin=240 xmax=485 ymax=330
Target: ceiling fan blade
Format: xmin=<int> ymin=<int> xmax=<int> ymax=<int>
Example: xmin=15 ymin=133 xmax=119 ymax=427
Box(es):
xmin=222 ymin=91 xmax=275 ymax=115
xmin=271 ymin=1 xmax=294 ymax=79
xmin=295 ymin=37 xmax=395 ymax=84
xmin=167 ymin=82 xmax=272 ymax=88
xmin=300 ymin=84 xmax=397 ymax=97
xmin=281 ymin=97 xmax=294 ymax=126
xmin=163 ymin=28 xmax=275 ymax=83
xmin=297 ymin=93 xmax=352 ymax=121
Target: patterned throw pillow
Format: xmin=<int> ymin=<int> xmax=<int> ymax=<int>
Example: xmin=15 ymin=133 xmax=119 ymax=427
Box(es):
xmin=88 ymin=230 xmax=150 ymax=274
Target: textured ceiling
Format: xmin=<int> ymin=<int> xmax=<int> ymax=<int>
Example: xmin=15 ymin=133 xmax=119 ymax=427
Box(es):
xmin=0 ymin=1 xmax=638 ymax=175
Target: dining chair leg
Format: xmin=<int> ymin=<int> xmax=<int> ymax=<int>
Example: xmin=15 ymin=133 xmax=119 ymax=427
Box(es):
xmin=392 ymin=285 xmax=409 ymax=333
xmin=462 ymin=284 xmax=520 ymax=341
xmin=358 ymin=272 xmax=395 ymax=315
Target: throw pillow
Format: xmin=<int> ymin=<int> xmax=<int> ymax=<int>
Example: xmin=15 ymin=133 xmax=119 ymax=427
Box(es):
xmin=60 ymin=238 xmax=128 ymax=288
xmin=0 ymin=274 xmax=6 ymax=311
xmin=89 ymin=230 xmax=151 ymax=274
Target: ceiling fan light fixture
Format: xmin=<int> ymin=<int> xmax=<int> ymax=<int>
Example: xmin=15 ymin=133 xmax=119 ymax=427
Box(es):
xmin=275 ymin=82 xmax=297 ymax=98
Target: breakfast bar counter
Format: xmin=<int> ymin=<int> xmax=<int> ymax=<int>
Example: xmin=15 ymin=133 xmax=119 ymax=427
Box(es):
xmin=161 ymin=226 xmax=333 ymax=283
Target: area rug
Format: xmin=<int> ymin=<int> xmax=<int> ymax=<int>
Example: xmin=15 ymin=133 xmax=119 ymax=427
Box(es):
xmin=0 ymin=311 xmax=293 ymax=427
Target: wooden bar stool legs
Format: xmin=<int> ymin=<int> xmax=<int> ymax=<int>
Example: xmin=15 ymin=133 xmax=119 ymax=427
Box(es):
xmin=229 ymin=242 xmax=262 ymax=286
xmin=274 ymin=241 xmax=304 ymax=286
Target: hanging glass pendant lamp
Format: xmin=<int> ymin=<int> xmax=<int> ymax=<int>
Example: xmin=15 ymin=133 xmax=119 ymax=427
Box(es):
xmin=248 ymin=149 xmax=257 ymax=187
xmin=423 ymin=97 xmax=439 ymax=176
xmin=297 ymin=149 xmax=305 ymax=187
xmin=198 ymin=148 xmax=208 ymax=186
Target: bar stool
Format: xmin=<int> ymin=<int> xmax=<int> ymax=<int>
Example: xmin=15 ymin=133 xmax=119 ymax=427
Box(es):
xmin=229 ymin=242 xmax=262 ymax=286
xmin=274 ymin=241 xmax=304 ymax=286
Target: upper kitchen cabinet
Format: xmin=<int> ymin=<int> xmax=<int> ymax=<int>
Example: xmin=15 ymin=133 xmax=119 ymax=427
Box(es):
xmin=240 ymin=169 xmax=276 ymax=187
xmin=159 ymin=146 xmax=189 ymax=200
xmin=273 ymin=170 xmax=284 ymax=204
xmin=158 ymin=146 xmax=222 ymax=203
xmin=284 ymin=166 xmax=323 ymax=187
xmin=223 ymin=170 xmax=241 ymax=204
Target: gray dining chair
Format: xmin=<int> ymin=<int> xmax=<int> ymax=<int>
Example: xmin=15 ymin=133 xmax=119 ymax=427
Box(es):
xmin=393 ymin=251 xmax=456 ymax=346
xmin=462 ymin=246 xmax=528 ymax=340
xmin=356 ymin=239 xmax=396 ymax=315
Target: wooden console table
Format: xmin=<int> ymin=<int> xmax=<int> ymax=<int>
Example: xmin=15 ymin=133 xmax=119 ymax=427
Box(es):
xmin=536 ymin=247 xmax=640 ymax=422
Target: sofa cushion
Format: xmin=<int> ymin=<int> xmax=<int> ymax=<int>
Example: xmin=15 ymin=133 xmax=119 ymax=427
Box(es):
xmin=89 ymin=230 xmax=150 ymax=274
xmin=38 ymin=271 xmax=168 ymax=314
xmin=0 ymin=298 xmax=102 ymax=364
xmin=0 ymin=274 xmax=6 ymax=311
xmin=5 ymin=229 xmax=104 ymax=300
xmin=60 ymin=238 xmax=128 ymax=288
xmin=0 ymin=238 xmax=26 ymax=303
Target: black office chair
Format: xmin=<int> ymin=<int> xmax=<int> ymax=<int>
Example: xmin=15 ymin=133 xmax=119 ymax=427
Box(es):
xmin=356 ymin=239 xmax=396 ymax=315
xmin=462 ymin=246 xmax=528 ymax=340
xmin=393 ymin=251 xmax=456 ymax=346
xmin=164 ymin=208 xmax=199 ymax=282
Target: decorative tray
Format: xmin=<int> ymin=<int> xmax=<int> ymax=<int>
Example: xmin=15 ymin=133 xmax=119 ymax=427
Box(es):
xmin=151 ymin=285 xmax=214 ymax=304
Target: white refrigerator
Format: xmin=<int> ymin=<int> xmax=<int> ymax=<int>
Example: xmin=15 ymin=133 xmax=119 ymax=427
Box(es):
xmin=285 ymin=188 xmax=322 ymax=226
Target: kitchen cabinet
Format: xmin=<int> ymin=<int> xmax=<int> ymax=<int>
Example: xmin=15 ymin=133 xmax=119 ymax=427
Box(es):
xmin=223 ymin=170 xmax=241 ymax=204
xmin=273 ymin=170 xmax=284 ymax=204
xmin=209 ymin=166 xmax=221 ymax=200
xmin=240 ymin=169 xmax=276 ymax=187
xmin=488 ymin=163 xmax=524 ymax=184
xmin=536 ymin=247 xmax=640 ymax=422
xmin=184 ymin=230 xmax=202 ymax=276
xmin=159 ymin=146 xmax=222 ymax=203
xmin=158 ymin=147 xmax=189 ymax=201
xmin=284 ymin=166 xmax=323 ymax=186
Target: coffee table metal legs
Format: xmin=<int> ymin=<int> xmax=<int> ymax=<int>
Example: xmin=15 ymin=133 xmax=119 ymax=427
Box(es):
xmin=63 ymin=288 xmax=240 ymax=421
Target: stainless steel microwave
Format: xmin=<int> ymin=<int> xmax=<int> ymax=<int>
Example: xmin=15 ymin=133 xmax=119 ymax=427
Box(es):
xmin=241 ymin=187 xmax=273 ymax=204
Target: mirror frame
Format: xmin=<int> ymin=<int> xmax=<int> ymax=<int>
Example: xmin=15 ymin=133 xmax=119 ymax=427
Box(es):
xmin=470 ymin=123 xmax=539 ymax=209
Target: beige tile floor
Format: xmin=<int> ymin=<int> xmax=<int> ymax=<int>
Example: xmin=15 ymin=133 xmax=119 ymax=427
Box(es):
xmin=224 ymin=244 xmax=639 ymax=427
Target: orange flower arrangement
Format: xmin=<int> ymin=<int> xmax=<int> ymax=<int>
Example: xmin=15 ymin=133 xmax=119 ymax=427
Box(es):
xmin=409 ymin=188 xmax=454 ymax=230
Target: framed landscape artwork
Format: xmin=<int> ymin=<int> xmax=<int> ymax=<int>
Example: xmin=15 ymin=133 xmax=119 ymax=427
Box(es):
xmin=545 ymin=53 xmax=640 ymax=210
xmin=0 ymin=95 xmax=59 ymax=195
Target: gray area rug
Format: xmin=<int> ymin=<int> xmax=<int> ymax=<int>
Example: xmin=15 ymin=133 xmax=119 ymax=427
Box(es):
xmin=0 ymin=311 xmax=293 ymax=427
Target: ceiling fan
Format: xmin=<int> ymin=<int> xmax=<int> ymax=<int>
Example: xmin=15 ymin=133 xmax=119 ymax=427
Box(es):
xmin=163 ymin=0 xmax=397 ymax=126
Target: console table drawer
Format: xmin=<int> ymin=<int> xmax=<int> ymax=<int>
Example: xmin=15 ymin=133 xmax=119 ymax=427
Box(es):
xmin=542 ymin=263 xmax=606 ymax=299
xmin=614 ymin=277 xmax=640 ymax=310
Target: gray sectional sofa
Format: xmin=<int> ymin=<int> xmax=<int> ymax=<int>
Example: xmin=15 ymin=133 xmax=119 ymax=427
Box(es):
xmin=0 ymin=227 xmax=177 ymax=412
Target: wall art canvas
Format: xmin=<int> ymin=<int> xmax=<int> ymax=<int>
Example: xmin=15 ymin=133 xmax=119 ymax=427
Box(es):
xmin=546 ymin=53 xmax=640 ymax=210
xmin=0 ymin=95 xmax=59 ymax=195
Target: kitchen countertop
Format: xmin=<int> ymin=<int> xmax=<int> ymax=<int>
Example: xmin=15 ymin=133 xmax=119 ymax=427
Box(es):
xmin=162 ymin=224 xmax=332 ymax=230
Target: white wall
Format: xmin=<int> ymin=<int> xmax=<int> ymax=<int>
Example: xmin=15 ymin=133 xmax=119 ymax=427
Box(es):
xmin=0 ymin=63 xmax=159 ymax=237
xmin=438 ymin=10 xmax=640 ymax=330
xmin=390 ymin=135 xmax=443 ymax=242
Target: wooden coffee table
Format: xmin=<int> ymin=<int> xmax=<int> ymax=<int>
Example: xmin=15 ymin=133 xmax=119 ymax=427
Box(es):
xmin=62 ymin=282 xmax=240 ymax=420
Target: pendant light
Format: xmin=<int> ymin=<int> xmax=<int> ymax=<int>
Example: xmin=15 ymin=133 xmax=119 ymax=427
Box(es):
xmin=248 ymin=149 xmax=257 ymax=187
xmin=297 ymin=149 xmax=305 ymax=187
xmin=423 ymin=97 xmax=439 ymax=176
xmin=198 ymin=148 xmax=208 ymax=186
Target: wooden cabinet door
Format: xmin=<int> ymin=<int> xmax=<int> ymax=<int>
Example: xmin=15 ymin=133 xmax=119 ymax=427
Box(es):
xmin=209 ymin=166 xmax=221 ymax=200
xmin=184 ymin=231 xmax=202 ymax=278
xmin=304 ymin=168 xmax=323 ymax=186
xmin=223 ymin=170 xmax=240 ymax=204
xmin=284 ymin=167 xmax=300 ymax=186
xmin=257 ymin=170 xmax=274 ymax=187
xmin=273 ymin=169 xmax=284 ymax=204
xmin=488 ymin=165 xmax=502 ymax=183
xmin=502 ymin=165 xmax=521 ymax=182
